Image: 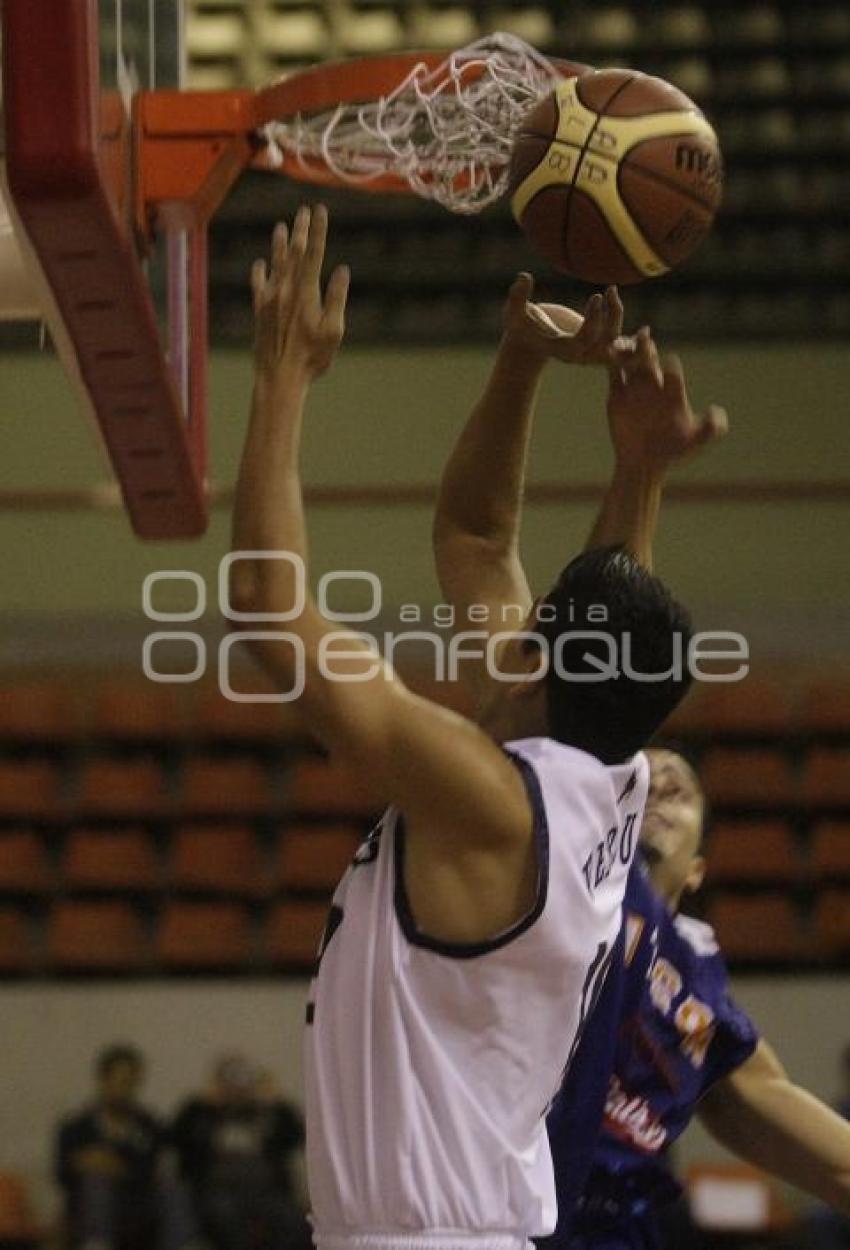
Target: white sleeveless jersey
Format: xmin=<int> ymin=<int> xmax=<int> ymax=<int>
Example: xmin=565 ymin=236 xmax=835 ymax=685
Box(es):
xmin=304 ymin=738 xmax=649 ymax=1250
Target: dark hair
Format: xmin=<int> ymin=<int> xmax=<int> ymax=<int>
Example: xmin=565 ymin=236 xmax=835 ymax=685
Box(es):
xmin=535 ymin=546 xmax=693 ymax=765
xmin=96 ymin=1044 xmax=144 ymax=1079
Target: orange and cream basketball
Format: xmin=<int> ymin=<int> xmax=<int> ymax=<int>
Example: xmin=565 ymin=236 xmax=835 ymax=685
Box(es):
xmin=508 ymin=69 xmax=723 ymax=284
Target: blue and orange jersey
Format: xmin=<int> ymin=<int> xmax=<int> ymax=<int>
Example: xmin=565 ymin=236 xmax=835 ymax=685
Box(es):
xmin=542 ymin=860 xmax=759 ymax=1245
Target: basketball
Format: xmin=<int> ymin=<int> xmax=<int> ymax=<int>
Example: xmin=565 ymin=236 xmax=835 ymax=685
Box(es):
xmin=508 ymin=68 xmax=723 ymax=284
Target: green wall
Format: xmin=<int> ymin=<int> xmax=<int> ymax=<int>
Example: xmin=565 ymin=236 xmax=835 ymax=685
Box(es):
xmin=1 ymin=344 xmax=848 ymax=654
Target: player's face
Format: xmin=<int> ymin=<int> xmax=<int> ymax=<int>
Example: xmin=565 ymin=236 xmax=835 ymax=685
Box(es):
xmin=640 ymin=749 xmax=706 ymax=911
xmin=100 ymin=1059 xmax=143 ymax=1108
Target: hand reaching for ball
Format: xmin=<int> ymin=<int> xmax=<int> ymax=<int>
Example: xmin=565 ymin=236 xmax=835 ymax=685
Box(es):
xmin=607 ymin=326 xmax=729 ymax=469
xmin=503 ymin=273 xmax=635 ymax=367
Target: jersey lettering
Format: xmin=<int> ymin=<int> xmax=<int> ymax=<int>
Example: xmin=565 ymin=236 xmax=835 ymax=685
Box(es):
xmin=649 ymin=957 xmax=682 ymax=1015
xmin=675 ymin=995 xmax=716 ymax=1069
xmin=581 ymin=813 xmax=639 ymax=897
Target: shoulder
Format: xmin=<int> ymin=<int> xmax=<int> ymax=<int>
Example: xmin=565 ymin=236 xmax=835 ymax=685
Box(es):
xmin=506 ymin=738 xmax=648 ymax=801
xmin=173 ymin=1098 xmax=210 ymax=1122
xmin=58 ymin=1107 xmax=94 ymax=1136
xmin=673 ymin=914 xmax=721 ymax=959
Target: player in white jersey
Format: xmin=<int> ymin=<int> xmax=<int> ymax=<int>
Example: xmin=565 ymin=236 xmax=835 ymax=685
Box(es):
xmin=230 ymin=206 xmax=718 ymax=1250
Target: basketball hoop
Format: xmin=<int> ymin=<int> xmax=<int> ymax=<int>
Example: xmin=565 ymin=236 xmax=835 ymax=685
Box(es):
xmin=258 ymin=35 xmax=576 ymax=214
xmin=2 ymin=6 xmax=587 ymax=541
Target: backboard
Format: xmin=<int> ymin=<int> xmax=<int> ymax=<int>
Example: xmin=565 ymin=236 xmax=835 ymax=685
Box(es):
xmin=2 ymin=0 xmax=208 ymax=540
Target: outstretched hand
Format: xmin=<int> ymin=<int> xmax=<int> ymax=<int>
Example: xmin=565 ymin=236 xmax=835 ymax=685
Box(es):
xmin=503 ymin=273 xmax=634 ymax=366
xmin=607 ymin=327 xmax=729 ymax=469
xmin=252 ymin=203 xmax=350 ymax=386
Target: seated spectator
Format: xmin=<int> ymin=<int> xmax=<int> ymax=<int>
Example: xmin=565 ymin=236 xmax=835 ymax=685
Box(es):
xmin=56 ymin=1043 xmax=202 ymax=1250
xmin=56 ymin=1044 xmax=163 ymax=1250
xmin=171 ymin=1053 xmax=308 ymax=1250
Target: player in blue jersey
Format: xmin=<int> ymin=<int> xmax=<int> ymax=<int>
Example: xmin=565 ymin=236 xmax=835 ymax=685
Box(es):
xmin=551 ymin=747 xmax=850 ymax=1250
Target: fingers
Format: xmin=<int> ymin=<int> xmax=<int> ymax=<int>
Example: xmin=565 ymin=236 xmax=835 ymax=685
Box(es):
xmin=604 ymin=285 xmax=624 ymax=340
xmin=303 ymin=202 xmax=329 ymax=290
xmin=662 ymin=353 xmax=687 ymax=402
xmin=251 ymin=259 xmax=268 ymax=313
xmin=322 ymin=264 xmax=351 ymax=336
xmin=509 ymin=272 xmax=534 ymax=308
xmin=625 ymin=326 xmax=659 ymax=380
xmin=576 ymin=292 xmax=606 ymax=359
xmin=694 ymin=404 xmax=730 ymax=446
xmin=271 ymin=221 xmax=288 ymax=280
xmin=290 ymin=203 xmax=311 ymax=257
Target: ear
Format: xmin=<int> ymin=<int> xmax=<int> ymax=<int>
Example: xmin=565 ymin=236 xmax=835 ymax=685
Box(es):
xmin=684 ymin=855 xmax=707 ymax=896
xmin=508 ymin=635 xmax=548 ymax=701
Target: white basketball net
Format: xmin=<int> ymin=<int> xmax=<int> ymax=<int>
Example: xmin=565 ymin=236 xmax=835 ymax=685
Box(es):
xmin=261 ymin=33 xmax=562 ymax=214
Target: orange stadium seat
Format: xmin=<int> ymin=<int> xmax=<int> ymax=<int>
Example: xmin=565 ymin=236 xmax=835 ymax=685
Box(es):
xmin=686 ymin=1162 xmax=792 ymax=1233
xmin=699 ymin=748 xmax=795 ymax=807
xmin=797 ymin=673 xmax=850 ymax=734
xmin=800 ymin=748 xmax=850 ymax=806
xmin=663 ymin=673 xmax=791 ymax=737
xmin=266 ymin=899 xmax=327 ymax=970
xmin=156 ymin=902 xmax=255 ymax=969
xmin=288 ymin=757 xmax=380 ymax=819
xmin=180 ymin=758 xmax=273 ymax=816
xmin=706 ymin=822 xmax=804 ymax=886
xmin=277 ymin=824 xmax=360 ymax=893
xmin=706 ymin=893 xmax=808 ymax=963
xmin=170 ymin=825 xmax=266 ymax=897
xmin=63 ymin=828 xmax=161 ymax=893
xmin=47 ymin=901 xmax=149 ymax=971
xmin=0 ymin=681 xmax=78 ymax=741
xmin=813 ymin=889 xmax=850 ymax=958
xmin=91 ymin=681 xmax=188 ymax=741
xmin=194 ymin=682 xmax=304 ymax=742
xmin=0 ymin=909 xmax=37 ymax=974
xmin=0 ymin=1170 xmax=41 ymax=1241
xmin=0 ymin=830 xmax=54 ymax=895
xmin=0 ymin=760 xmax=60 ymax=817
xmin=75 ymin=757 xmax=169 ymax=817
xmin=810 ymin=821 xmax=850 ymax=880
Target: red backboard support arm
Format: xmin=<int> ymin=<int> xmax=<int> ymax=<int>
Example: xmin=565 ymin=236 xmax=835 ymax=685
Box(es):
xmin=2 ymin=0 xmax=208 ymax=540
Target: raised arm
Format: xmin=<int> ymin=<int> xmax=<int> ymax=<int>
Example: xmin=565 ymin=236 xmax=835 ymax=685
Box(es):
xmin=698 ymin=1038 xmax=850 ymax=1215
xmin=587 ymin=331 xmax=728 ymax=569
xmin=229 ymin=206 xmax=535 ymax=941
xmin=433 ymin=277 xmax=628 ymax=701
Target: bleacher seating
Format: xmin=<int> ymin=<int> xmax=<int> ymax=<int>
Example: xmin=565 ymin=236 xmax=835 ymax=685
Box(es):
xmin=277 ymin=824 xmax=360 ymax=892
xmin=75 ymin=758 xmax=168 ymax=818
xmin=156 ymin=901 xmax=255 ymax=970
xmin=266 ymin=899 xmax=328 ymax=969
xmin=0 ymin=661 xmax=848 ymax=973
xmin=170 ymin=825 xmax=267 ymax=897
xmin=0 ymin=831 xmax=54 ymax=896
xmin=0 ymin=761 xmax=60 ymax=819
xmin=0 ymin=1171 xmax=41 ymax=1243
xmin=46 ymin=902 xmax=150 ymax=972
xmin=706 ymin=821 xmax=804 ymax=887
xmin=0 ymin=910 xmax=37 ymax=974
xmin=706 ymin=893 xmax=809 ymax=964
xmin=62 ymin=828 xmax=161 ymax=894
xmin=170 ymin=0 xmax=850 ymax=345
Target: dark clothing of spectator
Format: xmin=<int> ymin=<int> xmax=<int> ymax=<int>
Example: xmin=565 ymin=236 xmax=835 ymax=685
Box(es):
xmin=56 ymin=1105 xmax=162 ymax=1250
xmin=171 ymin=1098 xmax=307 ymax=1250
